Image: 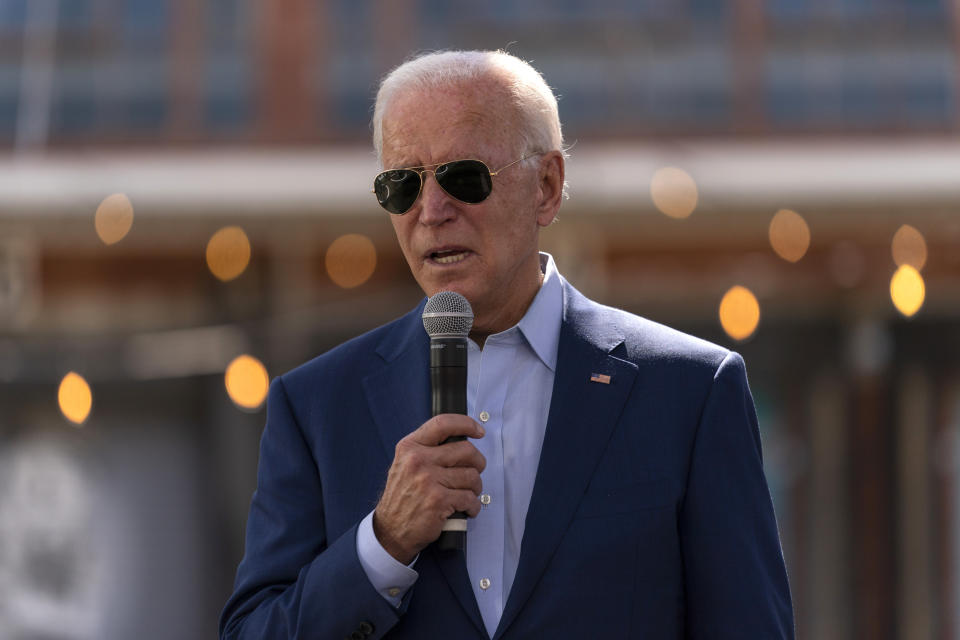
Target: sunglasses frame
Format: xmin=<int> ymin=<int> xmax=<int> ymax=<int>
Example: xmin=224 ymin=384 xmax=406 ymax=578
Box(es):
xmin=372 ymin=152 xmax=543 ymax=215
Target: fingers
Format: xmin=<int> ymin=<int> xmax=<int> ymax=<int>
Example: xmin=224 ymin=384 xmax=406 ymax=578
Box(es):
xmin=373 ymin=415 xmax=487 ymax=563
xmin=411 ymin=414 xmax=485 ymax=446
xmin=395 ymin=421 xmax=486 ymax=473
xmin=449 ymin=489 xmax=482 ymax=519
xmin=433 ymin=439 xmax=487 ymax=473
xmin=440 ymin=465 xmax=483 ymax=496
xmin=420 ymin=487 xmax=481 ymax=521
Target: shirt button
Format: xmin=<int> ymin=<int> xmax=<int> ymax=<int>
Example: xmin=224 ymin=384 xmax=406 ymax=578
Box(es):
xmin=479 ymin=577 xmax=491 ymax=590
xmin=479 ymin=411 xmax=490 ymax=423
xmin=480 ymin=493 xmax=491 ymax=506
xmin=387 ymin=587 xmax=401 ymax=597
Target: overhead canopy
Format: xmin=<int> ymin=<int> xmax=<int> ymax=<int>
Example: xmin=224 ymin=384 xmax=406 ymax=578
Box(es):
xmin=1 ymin=140 xmax=958 ymax=219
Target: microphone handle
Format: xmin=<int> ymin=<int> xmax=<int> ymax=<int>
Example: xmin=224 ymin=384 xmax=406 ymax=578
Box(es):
xmin=430 ymin=337 xmax=468 ymax=551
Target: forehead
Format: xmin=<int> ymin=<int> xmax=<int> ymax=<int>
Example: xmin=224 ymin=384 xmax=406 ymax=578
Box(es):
xmin=381 ymin=80 xmax=519 ymax=166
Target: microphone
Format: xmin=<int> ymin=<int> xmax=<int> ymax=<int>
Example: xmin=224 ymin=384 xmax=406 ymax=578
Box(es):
xmin=421 ymin=291 xmax=474 ymax=552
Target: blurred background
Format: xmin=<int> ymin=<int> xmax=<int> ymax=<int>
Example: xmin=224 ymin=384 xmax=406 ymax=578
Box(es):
xmin=1 ymin=1 xmax=959 ymax=638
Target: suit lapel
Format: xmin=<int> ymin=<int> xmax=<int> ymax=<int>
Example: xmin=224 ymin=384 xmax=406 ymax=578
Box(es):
xmin=361 ymin=302 xmax=487 ymax=636
xmin=427 ymin=546 xmax=488 ymax=637
xmin=494 ymin=284 xmax=639 ymax=639
xmin=362 ymin=305 xmax=431 ymax=460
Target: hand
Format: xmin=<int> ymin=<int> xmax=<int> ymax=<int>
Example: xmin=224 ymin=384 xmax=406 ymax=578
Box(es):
xmin=373 ymin=414 xmax=486 ymax=564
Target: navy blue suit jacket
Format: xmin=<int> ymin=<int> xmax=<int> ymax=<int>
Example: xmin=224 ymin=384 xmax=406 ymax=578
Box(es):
xmin=220 ymin=281 xmax=794 ymax=639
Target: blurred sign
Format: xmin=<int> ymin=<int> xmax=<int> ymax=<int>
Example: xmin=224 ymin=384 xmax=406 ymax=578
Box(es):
xmin=0 ymin=436 xmax=99 ymax=638
xmin=0 ymin=234 xmax=40 ymax=328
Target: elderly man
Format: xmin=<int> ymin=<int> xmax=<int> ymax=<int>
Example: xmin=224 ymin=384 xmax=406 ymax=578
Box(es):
xmin=220 ymin=50 xmax=794 ymax=639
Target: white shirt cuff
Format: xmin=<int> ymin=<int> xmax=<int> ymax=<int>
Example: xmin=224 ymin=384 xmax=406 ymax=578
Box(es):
xmin=356 ymin=510 xmax=419 ymax=608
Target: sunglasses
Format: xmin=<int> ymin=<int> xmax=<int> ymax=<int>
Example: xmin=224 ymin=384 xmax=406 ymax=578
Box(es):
xmin=372 ymin=152 xmax=541 ymax=215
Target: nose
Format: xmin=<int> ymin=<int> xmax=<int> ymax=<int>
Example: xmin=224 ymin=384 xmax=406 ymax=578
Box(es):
xmin=416 ymin=172 xmax=458 ymax=226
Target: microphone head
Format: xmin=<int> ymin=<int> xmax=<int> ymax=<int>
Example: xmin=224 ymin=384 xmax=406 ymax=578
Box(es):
xmin=422 ymin=291 xmax=474 ymax=338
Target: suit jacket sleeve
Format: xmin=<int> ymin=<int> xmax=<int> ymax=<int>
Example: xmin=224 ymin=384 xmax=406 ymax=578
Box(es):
xmin=680 ymin=351 xmax=795 ymax=638
xmin=219 ymin=376 xmax=403 ymax=640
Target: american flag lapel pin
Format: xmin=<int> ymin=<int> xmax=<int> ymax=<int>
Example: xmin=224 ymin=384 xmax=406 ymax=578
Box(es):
xmin=589 ymin=373 xmax=612 ymax=384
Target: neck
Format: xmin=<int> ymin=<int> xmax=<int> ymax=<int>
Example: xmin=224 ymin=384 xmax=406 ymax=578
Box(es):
xmin=469 ymin=331 xmax=490 ymax=350
xmin=468 ymin=264 xmax=545 ymax=350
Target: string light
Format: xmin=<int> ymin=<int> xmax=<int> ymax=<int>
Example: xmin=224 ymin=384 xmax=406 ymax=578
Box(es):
xmin=94 ymin=193 xmax=134 ymax=245
xmin=225 ymin=355 xmax=269 ymax=411
xmin=206 ymin=226 xmax=251 ymax=282
xmin=890 ymin=265 xmax=925 ymax=317
xmin=325 ymin=234 xmax=377 ymax=289
xmin=719 ymin=286 xmax=761 ymax=341
xmin=58 ymin=372 xmax=92 ymax=425
xmin=768 ymin=209 xmax=811 ymax=263
xmin=891 ymin=224 xmax=927 ymax=271
xmin=650 ymin=167 xmax=698 ymax=219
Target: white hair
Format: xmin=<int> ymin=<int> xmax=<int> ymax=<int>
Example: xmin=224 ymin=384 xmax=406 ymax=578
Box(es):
xmin=372 ymin=50 xmax=565 ymax=166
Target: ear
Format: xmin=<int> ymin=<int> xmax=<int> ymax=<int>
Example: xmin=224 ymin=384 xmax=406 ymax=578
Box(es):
xmin=535 ymin=150 xmax=565 ymax=227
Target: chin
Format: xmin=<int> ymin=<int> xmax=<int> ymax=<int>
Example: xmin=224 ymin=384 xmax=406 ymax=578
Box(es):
xmin=419 ymin=277 xmax=478 ymax=301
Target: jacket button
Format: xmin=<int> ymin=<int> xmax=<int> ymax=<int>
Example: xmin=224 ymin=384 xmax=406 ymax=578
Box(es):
xmin=359 ymin=621 xmax=375 ymax=634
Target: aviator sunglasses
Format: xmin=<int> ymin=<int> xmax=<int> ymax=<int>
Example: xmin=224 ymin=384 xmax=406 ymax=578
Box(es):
xmin=372 ymin=152 xmax=542 ymax=215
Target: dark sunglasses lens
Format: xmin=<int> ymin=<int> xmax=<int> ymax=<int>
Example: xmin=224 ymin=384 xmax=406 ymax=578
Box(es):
xmin=374 ymin=169 xmax=422 ymax=214
xmin=435 ymin=160 xmax=493 ymax=204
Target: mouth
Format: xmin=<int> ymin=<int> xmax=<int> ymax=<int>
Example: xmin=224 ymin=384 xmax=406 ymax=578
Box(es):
xmin=427 ymin=248 xmax=473 ymax=265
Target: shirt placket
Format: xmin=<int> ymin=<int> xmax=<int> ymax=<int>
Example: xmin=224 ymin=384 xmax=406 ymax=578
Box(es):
xmin=466 ymin=339 xmax=511 ymax=636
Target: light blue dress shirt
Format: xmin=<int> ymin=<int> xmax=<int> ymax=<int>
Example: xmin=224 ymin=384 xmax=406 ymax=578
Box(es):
xmin=357 ymin=253 xmax=563 ymax=636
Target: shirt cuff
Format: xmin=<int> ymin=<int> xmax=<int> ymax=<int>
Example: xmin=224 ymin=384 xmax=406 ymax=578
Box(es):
xmin=356 ymin=510 xmax=419 ymax=608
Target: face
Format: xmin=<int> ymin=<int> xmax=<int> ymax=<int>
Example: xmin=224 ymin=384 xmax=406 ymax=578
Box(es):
xmin=380 ymin=79 xmax=563 ymax=336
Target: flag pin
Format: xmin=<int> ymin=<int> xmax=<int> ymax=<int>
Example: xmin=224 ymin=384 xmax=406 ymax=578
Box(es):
xmin=590 ymin=373 xmax=611 ymax=384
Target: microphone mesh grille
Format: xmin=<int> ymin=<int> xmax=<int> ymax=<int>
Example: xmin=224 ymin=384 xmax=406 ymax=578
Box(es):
xmin=422 ymin=291 xmax=474 ymax=337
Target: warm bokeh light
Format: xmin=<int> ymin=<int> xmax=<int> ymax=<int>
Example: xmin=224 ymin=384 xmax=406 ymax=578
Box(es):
xmin=206 ymin=226 xmax=251 ymax=282
xmin=58 ymin=372 xmax=92 ymax=425
xmin=769 ymin=209 xmax=811 ymax=263
xmin=891 ymin=224 xmax=928 ymax=271
xmin=325 ymin=233 xmax=377 ymax=288
xmin=719 ymin=285 xmax=761 ymax=341
xmin=650 ymin=167 xmax=698 ymax=219
xmin=94 ymin=193 xmax=134 ymax=245
xmin=890 ymin=265 xmax=925 ymax=317
xmin=224 ymin=355 xmax=269 ymax=411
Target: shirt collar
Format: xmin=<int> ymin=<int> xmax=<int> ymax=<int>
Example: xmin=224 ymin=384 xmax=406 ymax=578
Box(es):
xmin=468 ymin=252 xmax=563 ymax=372
xmin=515 ymin=252 xmax=563 ymax=372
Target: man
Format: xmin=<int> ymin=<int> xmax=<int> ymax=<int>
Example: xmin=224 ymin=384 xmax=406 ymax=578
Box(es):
xmin=220 ymin=50 xmax=794 ymax=639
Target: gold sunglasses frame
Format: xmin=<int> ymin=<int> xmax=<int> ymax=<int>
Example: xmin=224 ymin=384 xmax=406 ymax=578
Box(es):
xmin=371 ymin=152 xmax=543 ymax=214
